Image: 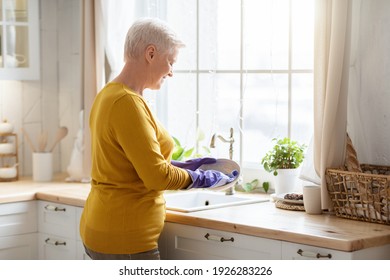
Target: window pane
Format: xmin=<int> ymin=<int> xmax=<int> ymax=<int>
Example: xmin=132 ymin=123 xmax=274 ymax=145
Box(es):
xmin=6 ymin=25 xmax=28 ymax=67
xmin=242 ymin=73 xmax=288 ymax=163
xmin=292 ymin=0 xmax=314 ymax=69
xmin=244 ymin=0 xmax=289 ymax=70
xmin=291 ymin=73 xmax=313 ymax=144
xmin=199 ymin=0 xmax=241 ymax=70
xmin=167 ymin=0 xmax=197 ymax=70
xmin=4 ymin=0 xmax=28 ymax=22
xmin=199 ymin=73 xmax=241 ymax=161
xmin=165 ymin=73 xmax=197 ymax=147
xmin=0 ymin=28 xmax=2 ymax=67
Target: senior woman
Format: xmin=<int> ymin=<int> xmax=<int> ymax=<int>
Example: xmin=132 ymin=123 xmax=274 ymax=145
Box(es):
xmin=79 ymin=18 xmax=236 ymax=260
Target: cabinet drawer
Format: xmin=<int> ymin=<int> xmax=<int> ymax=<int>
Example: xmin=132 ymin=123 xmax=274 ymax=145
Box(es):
xmin=38 ymin=201 xmax=77 ymax=239
xmin=0 ymin=233 xmax=38 ymax=260
xmin=282 ymin=242 xmax=347 ymax=260
xmin=282 ymin=241 xmax=390 ymax=260
xmin=38 ymin=233 xmax=77 ymax=260
xmin=0 ymin=201 xmax=37 ymax=236
xmin=164 ymin=223 xmax=281 ymax=260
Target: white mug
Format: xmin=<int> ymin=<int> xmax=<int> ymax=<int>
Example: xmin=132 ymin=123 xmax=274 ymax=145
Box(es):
xmin=303 ymin=185 xmax=322 ymax=214
xmin=0 ymin=54 xmax=26 ymax=67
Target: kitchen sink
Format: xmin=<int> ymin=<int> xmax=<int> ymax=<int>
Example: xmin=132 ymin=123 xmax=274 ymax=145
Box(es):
xmin=164 ymin=190 xmax=268 ymax=212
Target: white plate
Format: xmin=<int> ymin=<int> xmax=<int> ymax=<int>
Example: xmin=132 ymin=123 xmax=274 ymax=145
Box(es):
xmin=274 ymin=193 xmax=304 ymax=205
xmin=197 ymin=158 xmax=241 ymax=191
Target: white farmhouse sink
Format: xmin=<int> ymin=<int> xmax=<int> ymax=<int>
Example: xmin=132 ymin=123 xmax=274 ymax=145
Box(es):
xmin=164 ymin=191 xmax=268 ymax=212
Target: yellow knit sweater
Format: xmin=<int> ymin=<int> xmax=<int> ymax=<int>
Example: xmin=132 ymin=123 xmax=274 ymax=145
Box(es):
xmin=79 ymin=82 xmax=191 ymax=254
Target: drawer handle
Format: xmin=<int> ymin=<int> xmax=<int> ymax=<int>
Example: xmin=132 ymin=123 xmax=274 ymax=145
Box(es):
xmin=204 ymin=233 xmax=234 ymax=243
xmin=297 ymin=249 xmax=332 ymax=259
xmin=44 ymin=205 xmax=66 ymax=212
xmin=45 ymin=238 xmax=67 ymax=246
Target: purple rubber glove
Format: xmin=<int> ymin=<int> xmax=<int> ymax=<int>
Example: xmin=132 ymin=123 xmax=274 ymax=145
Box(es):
xmin=171 ymin=157 xmax=217 ymax=171
xmin=186 ymin=169 xmax=239 ymax=189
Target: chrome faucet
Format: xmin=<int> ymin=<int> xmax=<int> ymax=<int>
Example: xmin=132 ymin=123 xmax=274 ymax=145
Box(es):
xmin=210 ymin=127 xmax=236 ymax=195
xmin=210 ymin=127 xmax=234 ymax=160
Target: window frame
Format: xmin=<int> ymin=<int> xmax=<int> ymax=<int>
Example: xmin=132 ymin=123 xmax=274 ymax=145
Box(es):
xmin=162 ymin=0 xmax=313 ymax=169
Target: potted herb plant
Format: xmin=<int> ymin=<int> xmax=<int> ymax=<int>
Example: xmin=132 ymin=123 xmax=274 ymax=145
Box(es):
xmin=261 ymin=137 xmax=306 ymax=195
xmin=171 ymin=129 xmax=211 ymax=161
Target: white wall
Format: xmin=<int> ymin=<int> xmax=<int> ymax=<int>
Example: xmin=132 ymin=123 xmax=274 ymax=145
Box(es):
xmin=0 ymin=0 xmax=82 ymax=177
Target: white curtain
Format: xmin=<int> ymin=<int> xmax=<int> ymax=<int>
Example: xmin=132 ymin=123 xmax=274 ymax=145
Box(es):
xmin=82 ymin=0 xmax=105 ymax=178
xmin=98 ymin=0 xmax=139 ymax=82
xmin=313 ymin=0 xmax=353 ymax=209
xmin=348 ymin=0 xmax=390 ymax=166
xmin=98 ymin=0 xmax=165 ymax=82
xmin=82 ymin=0 xmax=163 ymax=175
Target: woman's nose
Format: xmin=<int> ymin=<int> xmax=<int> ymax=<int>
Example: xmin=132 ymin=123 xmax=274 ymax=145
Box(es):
xmin=168 ymin=70 xmax=173 ymax=77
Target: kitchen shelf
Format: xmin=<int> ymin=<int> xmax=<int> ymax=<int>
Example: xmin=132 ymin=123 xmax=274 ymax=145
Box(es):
xmin=0 ymin=133 xmax=18 ymax=181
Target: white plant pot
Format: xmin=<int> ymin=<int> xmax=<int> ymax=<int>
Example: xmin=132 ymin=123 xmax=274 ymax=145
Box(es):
xmin=274 ymin=168 xmax=299 ymax=195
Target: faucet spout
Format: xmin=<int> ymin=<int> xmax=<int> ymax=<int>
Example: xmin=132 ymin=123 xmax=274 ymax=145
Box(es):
xmin=210 ymin=134 xmax=231 ymax=148
xmin=210 ymin=128 xmax=234 ymax=159
xmin=209 ymin=128 xmax=236 ymax=195
xmin=210 ymin=134 xmax=217 ymax=148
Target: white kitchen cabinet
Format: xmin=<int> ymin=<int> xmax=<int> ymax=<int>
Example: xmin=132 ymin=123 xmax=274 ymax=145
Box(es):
xmin=76 ymin=207 xmax=91 ymax=260
xmin=76 ymin=240 xmax=91 ymax=260
xmin=282 ymin=241 xmax=390 ymax=260
xmin=158 ymin=225 xmax=168 ymax=259
xmin=160 ymin=222 xmax=281 ymax=260
xmin=161 ymin=222 xmax=390 ymax=260
xmin=0 ymin=0 xmax=40 ymax=80
xmin=0 ymin=233 xmax=37 ymax=259
xmin=0 ymin=201 xmax=37 ymax=259
xmin=37 ymin=200 xmax=87 ymax=260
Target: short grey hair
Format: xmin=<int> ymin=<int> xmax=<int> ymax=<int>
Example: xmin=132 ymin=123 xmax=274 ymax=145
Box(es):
xmin=124 ymin=18 xmax=185 ymax=61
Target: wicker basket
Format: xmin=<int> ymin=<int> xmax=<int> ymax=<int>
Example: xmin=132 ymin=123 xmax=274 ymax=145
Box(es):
xmin=325 ymin=164 xmax=390 ymax=225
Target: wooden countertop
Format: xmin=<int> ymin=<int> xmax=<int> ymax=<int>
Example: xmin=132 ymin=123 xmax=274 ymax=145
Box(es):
xmin=166 ymin=203 xmax=390 ymax=252
xmin=0 ymin=176 xmax=88 ymax=204
xmin=1 ymin=177 xmax=390 ymax=252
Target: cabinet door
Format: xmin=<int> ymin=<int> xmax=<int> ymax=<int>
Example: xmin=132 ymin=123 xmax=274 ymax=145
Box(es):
xmin=0 ymin=233 xmax=37 ymax=259
xmin=38 ymin=201 xmax=77 ymax=239
xmin=0 ymin=200 xmax=37 ymax=237
xmin=0 ymin=0 xmax=40 ymax=80
xmin=163 ymin=223 xmax=281 ymax=260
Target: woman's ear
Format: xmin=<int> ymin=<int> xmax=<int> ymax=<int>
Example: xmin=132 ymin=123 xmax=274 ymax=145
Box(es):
xmin=145 ymin=45 xmax=156 ymax=63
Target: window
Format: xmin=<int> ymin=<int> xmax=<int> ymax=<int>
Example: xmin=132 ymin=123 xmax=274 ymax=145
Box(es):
xmin=110 ymin=0 xmax=314 ymax=171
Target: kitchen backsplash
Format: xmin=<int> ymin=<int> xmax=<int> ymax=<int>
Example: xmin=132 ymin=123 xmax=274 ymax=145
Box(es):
xmin=0 ymin=0 xmax=82 ymax=177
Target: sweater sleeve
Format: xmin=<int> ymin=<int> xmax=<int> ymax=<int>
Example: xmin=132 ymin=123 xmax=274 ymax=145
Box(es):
xmin=109 ymin=94 xmax=191 ymax=190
